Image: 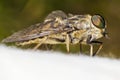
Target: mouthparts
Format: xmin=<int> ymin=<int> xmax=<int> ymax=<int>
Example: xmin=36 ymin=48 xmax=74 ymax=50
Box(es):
xmin=102 ymin=32 xmax=110 ymax=39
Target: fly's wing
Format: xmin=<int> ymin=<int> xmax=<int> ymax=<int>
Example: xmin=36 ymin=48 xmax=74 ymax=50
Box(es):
xmin=45 ymin=10 xmax=67 ymax=20
xmin=2 ymin=23 xmax=43 ymax=42
xmin=2 ymin=10 xmax=73 ymax=43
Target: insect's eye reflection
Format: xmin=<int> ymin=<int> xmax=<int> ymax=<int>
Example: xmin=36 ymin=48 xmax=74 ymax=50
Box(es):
xmin=91 ymin=15 xmax=106 ymax=29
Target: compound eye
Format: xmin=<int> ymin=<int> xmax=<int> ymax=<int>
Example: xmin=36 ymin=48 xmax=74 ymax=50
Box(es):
xmin=91 ymin=15 xmax=105 ymax=29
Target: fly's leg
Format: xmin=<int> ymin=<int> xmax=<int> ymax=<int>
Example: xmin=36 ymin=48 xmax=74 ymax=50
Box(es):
xmin=33 ymin=37 xmax=47 ymax=50
xmin=91 ymin=41 xmax=103 ymax=56
xmin=87 ymin=35 xmax=94 ymax=56
xmin=79 ymin=43 xmax=82 ymax=53
xmin=66 ymin=34 xmax=70 ymax=53
xmin=33 ymin=43 xmax=42 ymax=50
xmin=89 ymin=44 xmax=93 ymax=56
xmin=95 ymin=43 xmax=103 ymax=56
xmin=47 ymin=45 xmax=53 ymax=50
xmin=87 ymin=35 xmax=103 ymax=56
xmin=43 ymin=44 xmax=53 ymax=50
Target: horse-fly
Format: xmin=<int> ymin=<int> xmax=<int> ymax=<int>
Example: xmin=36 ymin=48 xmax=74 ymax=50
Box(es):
xmin=2 ymin=10 xmax=108 ymax=56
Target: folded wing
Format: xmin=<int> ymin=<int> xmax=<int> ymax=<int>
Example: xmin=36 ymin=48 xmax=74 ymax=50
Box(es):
xmin=2 ymin=10 xmax=73 ymax=43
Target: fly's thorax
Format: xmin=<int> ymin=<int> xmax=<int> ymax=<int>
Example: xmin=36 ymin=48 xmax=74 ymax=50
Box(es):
xmin=67 ymin=14 xmax=93 ymax=44
xmin=68 ymin=14 xmax=92 ymax=30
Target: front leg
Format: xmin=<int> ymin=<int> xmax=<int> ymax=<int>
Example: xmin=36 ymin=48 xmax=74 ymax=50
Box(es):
xmin=87 ymin=35 xmax=103 ymax=56
xmin=90 ymin=41 xmax=103 ymax=56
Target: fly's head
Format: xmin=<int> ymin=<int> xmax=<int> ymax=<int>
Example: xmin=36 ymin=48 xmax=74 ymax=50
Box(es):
xmin=90 ymin=14 xmax=108 ymax=39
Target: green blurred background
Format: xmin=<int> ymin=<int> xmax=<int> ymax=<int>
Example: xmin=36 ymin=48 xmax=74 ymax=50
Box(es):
xmin=0 ymin=0 xmax=120 ymax=58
